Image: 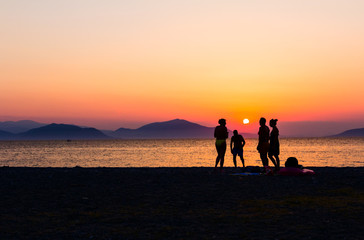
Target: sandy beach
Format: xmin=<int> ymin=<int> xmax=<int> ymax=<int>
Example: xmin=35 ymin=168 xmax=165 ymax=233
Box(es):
xmin=1 ymin=167 xmax=363 ymax=239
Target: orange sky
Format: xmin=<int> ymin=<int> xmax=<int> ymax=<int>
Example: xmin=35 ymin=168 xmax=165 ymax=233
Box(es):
xmin=1 ymin=1 xmax=364 ymax=132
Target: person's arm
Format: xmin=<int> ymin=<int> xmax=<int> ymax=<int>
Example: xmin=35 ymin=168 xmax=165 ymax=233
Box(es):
xmin=266 ymin=126 xmax=270 ymax=141
xmin=214 ymin=127 xmax=217 ymax=138
xmin=257 ymin=128 xmax=261 ymax=151
xmin=242 ymin=136 xmax=246 ymax=148
xmin=230 ymin=137 xmax=233 ymax=152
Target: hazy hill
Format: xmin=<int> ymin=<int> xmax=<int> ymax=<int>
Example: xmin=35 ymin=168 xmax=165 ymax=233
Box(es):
xmin=0 ymin=119 xmax=258 ymax=140
xmin=0 ymin=130 xmax=15 ymax=140
xmin=19 ymin=123 xmax=110 ymax=140
xmin=112 ymin=119 xmax=212 ymax=139
xmin=332 ymin=128 xmax=364 ymax=137
xmin=111 ymin=119 xmax=256 ymax=139
xmin=0 ymin=120 xmax=46 ymax=133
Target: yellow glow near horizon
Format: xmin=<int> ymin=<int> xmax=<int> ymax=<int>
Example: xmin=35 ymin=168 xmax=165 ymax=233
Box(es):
xmin=1 ymin=1 xmax=364 ymax=131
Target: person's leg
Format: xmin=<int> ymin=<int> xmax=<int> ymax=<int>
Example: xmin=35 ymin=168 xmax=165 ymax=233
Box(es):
xmin=239 ymin=155 xmax=245 ymax=168
xmin=260 ymin=152 xmax=266 ymax=166
xmin=215 ymin=156 xmax=220 ymax=168
xmin=275 ymin=154 xmax=280 ymax=169
xmin=268 ymin=153 xmax=277 ymax=168
xmin=220 ymin=142 xmax=227 ymax=169
xmin=260 ymin=152 xmax=269 ymax=166
xmin=264 ymin=154 xmax=269 ymax=166
xmin=215 ymin=144 xmax=220 ymax=168
xmin=233 ymin=154 xmax=237 ymax=167
xmin=259 ymin=152 xmax=264 ymax=166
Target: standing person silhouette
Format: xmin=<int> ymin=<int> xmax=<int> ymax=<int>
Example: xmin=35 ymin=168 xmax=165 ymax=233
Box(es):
xmin=214 ymin=118 xmax=228 ymax=172
xmin=230 ymin=130 xmax=246 ymax=168
xmin=268 ymin=119 xmax=280 ymax=171
xmin=257 ymin=117 xmax=270 ymax=167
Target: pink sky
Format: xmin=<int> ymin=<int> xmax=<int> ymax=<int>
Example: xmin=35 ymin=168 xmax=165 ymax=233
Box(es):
xmin=1 ymin=1 xmax=363 ymax=134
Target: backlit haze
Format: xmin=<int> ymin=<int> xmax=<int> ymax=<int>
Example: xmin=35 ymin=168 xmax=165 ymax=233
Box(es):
xmin=1 ymin=1 xmax=364 ymax=136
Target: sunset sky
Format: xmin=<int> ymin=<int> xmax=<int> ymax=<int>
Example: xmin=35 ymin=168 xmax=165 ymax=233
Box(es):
xmin=1 ymin=1 xmax=364 ymax=135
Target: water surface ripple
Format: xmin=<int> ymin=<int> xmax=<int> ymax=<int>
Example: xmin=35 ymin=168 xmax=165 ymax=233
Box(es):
xmin=0 ymin=138 xmax=363 ymax=167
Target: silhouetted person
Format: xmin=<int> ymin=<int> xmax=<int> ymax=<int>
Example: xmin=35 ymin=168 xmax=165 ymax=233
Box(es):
xmin=268 ymin=119 xmax=280 ymax=171
xmin=285 ymin=157 xmax=303 ymax=169
xmin=257 ymin=117 xmax=270 ymax=167
xmin=230 ymin=130 xmax=246 ymax=168
xmin=214 ymin=118 xmax=228 ymax=171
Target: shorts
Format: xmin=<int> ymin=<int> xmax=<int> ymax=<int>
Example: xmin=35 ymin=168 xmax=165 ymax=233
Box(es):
xmin=232 ymin=148 xmax=243 ymax=156
xmin=257 ymin=142 xmax=269 ymax=154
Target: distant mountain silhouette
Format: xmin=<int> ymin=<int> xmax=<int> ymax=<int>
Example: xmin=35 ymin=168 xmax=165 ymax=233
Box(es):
xmin=0 ymin=130 xmax=15 ymax=140
xmin=0 ymin=120 xmax=46 ymax=133
xmin=332 ymin=128 xmax=364 ymax=137
xmin=19 ymin=124 xmax=110 ymax=140
xmin=0 ymin=119 xmax=256 ymax=140
xmin=110 ymin=119 xmax=255 ymax=139
xmin=111 ymin=119 xmax=211 ymax=139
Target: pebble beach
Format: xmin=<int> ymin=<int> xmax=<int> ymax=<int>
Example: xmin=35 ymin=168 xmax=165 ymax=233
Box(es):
xmin=1 ymin=167 xmax=363 ymax=239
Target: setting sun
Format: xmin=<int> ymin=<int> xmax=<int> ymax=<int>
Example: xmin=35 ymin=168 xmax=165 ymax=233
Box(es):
xmin=1 ymin=1 xmax=364 ymax=134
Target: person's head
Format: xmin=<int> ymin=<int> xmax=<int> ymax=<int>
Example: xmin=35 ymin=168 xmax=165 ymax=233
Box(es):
xmin=285 ymin=157 xmax=299 ymax=168
xmin=269 ymin=119 xmax=278 ymax=127
xmin=233 ymin=130 xmax=238 ymax=136
xmin=218 ymin=118 xmax=226 ymax=126
xmin=259 ymin=117 xmax=266 ymax=126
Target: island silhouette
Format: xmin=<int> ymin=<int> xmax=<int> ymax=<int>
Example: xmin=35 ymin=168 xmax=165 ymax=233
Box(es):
xmin=0 ymin=119 xmax=363 ymax=140
xmin=109 ymin=119 xmax=244 ymax=139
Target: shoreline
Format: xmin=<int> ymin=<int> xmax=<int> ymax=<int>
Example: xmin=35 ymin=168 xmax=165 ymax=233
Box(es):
xmin=1 ymin=167 xmax=363 ymax=239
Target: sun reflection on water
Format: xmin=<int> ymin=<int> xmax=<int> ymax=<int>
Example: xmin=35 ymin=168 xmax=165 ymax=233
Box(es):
xmin=0 ymin=138 xmax=363 ymax=167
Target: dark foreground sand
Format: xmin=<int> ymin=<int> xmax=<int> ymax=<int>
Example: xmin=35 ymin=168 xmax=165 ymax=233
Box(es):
xmin=1 ymin=167 xmax=363 ymax=240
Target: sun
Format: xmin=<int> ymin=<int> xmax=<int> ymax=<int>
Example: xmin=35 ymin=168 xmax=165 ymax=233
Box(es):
xmin=243 ymin=118 xmax=249 ymax=124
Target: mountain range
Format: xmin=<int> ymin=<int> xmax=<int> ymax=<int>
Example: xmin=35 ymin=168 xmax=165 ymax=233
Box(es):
xmin=19 ymin=124 xmax=110 ymax=140
xmin=332 ymin=128 xmax=364 ymax=137
xmin=0 ymin=123 xmax=110 ymax=140
xmin=0 ymin=119 xmax=255 ymax=140
xmin=0 ymin=119 xmax=363 ymax=140
xmin=110 ymin=119 xmax=225 ymax=139
xmin=0 ymin=120 xmax=46 ymax=133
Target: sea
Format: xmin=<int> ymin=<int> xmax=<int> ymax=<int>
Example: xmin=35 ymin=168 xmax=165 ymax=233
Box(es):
xmin=0 ymin=138 xmax=363 ymax=168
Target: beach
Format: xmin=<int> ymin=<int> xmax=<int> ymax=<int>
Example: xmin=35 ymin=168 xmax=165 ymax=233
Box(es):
xmin=1 ymin=167 xmax=363 ymax=239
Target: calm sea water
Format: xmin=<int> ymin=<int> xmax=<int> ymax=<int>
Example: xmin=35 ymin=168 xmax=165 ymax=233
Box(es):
xmin=0 ymin=138 xmax=363 ymax=168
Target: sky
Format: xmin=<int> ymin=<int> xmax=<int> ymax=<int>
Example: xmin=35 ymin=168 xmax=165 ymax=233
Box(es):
xmin=1 ymin=0 xmax=364 ymax=135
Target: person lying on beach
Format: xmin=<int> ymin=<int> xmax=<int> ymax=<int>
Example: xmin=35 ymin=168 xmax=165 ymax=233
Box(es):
xmin=285 ymin=157 xmax=303 ymax=169
xmin=278 ymin=157 xmax=315 ymax=176
xmin=230 ymin=130 xmax=246 ymax=168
